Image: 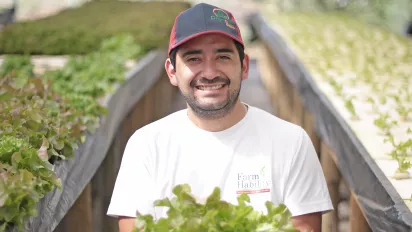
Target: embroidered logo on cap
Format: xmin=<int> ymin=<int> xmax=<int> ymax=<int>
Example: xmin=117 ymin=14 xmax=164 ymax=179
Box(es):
xmin=210 ymin=8 xmax=236 ymax=30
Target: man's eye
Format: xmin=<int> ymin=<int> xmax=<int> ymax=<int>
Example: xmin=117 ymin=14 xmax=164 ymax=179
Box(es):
xmin=187 ymin=57 xmax=200 ymax=62
xmin=219 ymin=56 xmax=230 ymax=60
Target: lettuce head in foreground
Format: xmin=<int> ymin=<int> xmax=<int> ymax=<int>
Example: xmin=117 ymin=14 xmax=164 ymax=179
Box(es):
xmin=133 ymin=184 xmax=299 ymax=232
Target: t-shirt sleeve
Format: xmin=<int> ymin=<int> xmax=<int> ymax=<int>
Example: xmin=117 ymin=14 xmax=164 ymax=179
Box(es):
xmin=107 ymin=131 xmax=156 ymax=218
xmin=283 ymin=127 xmax=334 ymax=216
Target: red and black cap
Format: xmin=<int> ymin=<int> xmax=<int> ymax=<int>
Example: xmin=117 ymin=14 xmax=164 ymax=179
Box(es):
xmin=168 ymin=3 xmax=244 ymax=56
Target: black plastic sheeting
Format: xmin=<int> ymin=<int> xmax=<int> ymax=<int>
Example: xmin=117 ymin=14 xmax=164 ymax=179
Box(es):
xmin=7 ymin=50 xmax=167 ymax=232
xmin=0 ymin=6 xmax=15 ymax=26
xmin=247 ymin=12 xmax=412 ymax=232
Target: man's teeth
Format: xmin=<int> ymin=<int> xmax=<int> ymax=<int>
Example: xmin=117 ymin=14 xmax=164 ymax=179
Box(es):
xmin=197 ymin=84 xmax=224 ymax=90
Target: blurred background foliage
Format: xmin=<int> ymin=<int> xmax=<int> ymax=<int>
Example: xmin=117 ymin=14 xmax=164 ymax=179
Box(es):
xmin=262 ymin=0 xmax=412 ymax=37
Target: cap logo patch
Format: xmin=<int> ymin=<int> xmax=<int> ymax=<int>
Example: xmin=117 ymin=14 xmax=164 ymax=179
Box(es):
xmin=211 ymin=8 xmax=236 ymax=30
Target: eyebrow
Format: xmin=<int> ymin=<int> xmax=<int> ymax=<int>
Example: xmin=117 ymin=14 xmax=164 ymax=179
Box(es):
xmin=181 ymin=48 xmax=235 ymax=58
xmin=216 ymin=48 xmax=234 ymax=54
xmin=182 ymin=49 xmax=202 ymax=58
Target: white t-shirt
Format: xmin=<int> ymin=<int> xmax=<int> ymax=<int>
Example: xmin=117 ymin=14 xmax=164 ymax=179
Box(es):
xmin=107 ymin=104 xmax=333 ymax=220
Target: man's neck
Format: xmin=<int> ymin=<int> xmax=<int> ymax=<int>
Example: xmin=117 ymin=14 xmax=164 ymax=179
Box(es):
xmin=187 ymin=100 xmax=248 ymax=132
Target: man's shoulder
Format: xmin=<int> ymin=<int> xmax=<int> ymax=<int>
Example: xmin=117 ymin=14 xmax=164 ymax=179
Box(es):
xmin=249 ymin=105 xmax=304 ymax=136
xmin=247 ymin=105 xmax=310 ymax=152
xmin=129 ymin=109 xmax=187 ymax=139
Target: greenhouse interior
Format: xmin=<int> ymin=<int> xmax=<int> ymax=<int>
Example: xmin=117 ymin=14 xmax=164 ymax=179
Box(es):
xmin=0 ymin=0 xmax=411 ymax=231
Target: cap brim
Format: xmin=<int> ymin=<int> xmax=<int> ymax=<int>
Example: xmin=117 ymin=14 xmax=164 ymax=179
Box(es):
xmin=168 ymin=30 xmax=244 ymax=55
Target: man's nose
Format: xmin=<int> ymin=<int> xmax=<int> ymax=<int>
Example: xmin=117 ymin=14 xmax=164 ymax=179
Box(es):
xmin=201 ymin=59 xmax=220 ymax=80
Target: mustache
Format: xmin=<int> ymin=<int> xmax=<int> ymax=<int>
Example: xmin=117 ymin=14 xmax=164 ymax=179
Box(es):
xmin=191 ymin=76 xmax=230 ymax=87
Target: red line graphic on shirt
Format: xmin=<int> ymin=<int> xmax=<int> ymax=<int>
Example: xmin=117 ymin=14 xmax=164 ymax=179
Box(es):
xmin=236 ymin=188 xmax=270 ymax=194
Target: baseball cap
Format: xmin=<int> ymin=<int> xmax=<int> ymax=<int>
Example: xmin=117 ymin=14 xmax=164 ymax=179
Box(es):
xmin=168 ymin=3 xmax=244 ymax=56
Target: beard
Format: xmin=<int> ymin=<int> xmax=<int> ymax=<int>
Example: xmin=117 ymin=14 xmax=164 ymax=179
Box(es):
xmin=178 ymin=74 xmax=242 ymax=120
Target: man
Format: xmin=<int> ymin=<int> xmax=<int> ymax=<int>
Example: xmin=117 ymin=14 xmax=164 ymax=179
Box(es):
xmin=107 ymin=3 xmax=333 ymax=232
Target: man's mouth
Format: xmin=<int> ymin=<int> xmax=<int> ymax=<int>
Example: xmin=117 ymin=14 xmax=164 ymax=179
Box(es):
xmin=196 ymin=84 xmax=226 ymax=90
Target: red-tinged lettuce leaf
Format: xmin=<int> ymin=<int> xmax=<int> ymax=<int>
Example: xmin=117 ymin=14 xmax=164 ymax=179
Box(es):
xmin=0 ymin=165 xmax=42 ymax=231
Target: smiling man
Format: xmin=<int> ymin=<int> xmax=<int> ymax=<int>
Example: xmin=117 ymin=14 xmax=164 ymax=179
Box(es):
xmin=107 ymin=3 xmax=333 ymax=232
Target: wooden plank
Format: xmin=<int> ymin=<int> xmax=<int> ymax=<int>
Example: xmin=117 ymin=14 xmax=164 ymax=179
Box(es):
xmin=246 ymin=43 xmax=277 ymax=115
xmin=303 ymin=110 xmax=321 ymax=156
xmin=277 ymin=64 xmax=294 ymax=122
xmin=92 ymin=134 xmax=122 ymax=232
xmin=276 ymin=70 xmax=288 ymax=120
xmin=90 ymin=152 xmax=106 ymax=232
xmin=153 ymin=76 xmax=165 ymax=120
xmin=291 ymin=89 xmax=304 ymax=126
xmin=105 ymin=134 xmax=124 ymax=232
xmin=350 ymin=193 xmax=372 ymax=232
xmin=91 ymin=108 xmax=136 ymax=232
xmin=320 ymin=142 xmax=341 ymax=232
xmin=143 ymin=85 xmax=155 ymax=125
xmin=262 ymin=43 xmax=282 ymax=115
xmin=54 ymin=184 xmax=93 ymax=232
xmin=130 ymin=93 xmax=147 ymax=131
xmin=154 ymin=74 xmax=176 ymax=120
xmin=325 ymin=144 xmax=372 ymax=232
xmin=120 ymin=107 xmax=135 ymax=156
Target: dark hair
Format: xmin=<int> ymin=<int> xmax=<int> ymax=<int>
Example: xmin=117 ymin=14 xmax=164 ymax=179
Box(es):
xmin=169 ymin=40 xmax=245 ymax=71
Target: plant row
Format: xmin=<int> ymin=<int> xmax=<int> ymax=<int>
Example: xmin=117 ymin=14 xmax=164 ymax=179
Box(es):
xmin=0 ymin=1 xmax=190 ymax=55
xmin=266 ymin=12 xmax=412 ymax=179
xmin=273 ymin=0 xmax=412 ymax=36
xmin=0 ymin=34 xmax=143 ymax=231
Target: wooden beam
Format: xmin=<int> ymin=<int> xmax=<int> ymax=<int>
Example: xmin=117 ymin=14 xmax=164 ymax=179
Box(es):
xmin=323 ymin=144 xmax=372 ymax=232
xmin=291 ymin=89 xmax=304 ymax=126
xmin=350 ymin=193 xmax=372 ymax=232
xmin=321 ymin=142 xmax=341 ymax=232
xmin=262 ymin=43 xmax=283 ymax=116
xmin=303 ymin=111 xmax=321 ymax=156
xmin=55 ymin=183 xmax=93 ymax=232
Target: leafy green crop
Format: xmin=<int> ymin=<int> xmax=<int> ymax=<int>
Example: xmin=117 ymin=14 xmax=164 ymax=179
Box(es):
xmin=0 ymin=137 xmax=61 ymax=231
xmin=0 ymin=55 xmax=34 ymax=84
xmin=0 ymin=74 xmax=83 ymax=230
xmin=134 ymin=184 xmax=298 ymax=232
xmin=0 ymin=1 xmax=190 ymax=55
xmin=0 ymin=34 xmax=143 ymax=231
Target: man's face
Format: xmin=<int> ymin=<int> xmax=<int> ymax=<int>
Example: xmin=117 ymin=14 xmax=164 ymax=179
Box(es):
xmin=166 ymin=33 xmax=249 ymax=119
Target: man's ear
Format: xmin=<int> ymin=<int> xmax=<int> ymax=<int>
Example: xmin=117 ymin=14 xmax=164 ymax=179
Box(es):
xmin=241 ymin=53 xmax=250 ymax=81
xmin=165 ymin=58 xmax=178 ymax=86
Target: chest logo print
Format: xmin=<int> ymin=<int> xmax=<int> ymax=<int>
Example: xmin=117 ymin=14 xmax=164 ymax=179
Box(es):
xmin=237 ymin=166 xmax=271 ymax=194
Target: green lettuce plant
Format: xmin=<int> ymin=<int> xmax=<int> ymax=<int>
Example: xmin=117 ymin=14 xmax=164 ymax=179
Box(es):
xmin=134 ymin=184 xmax=299 ymax=232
